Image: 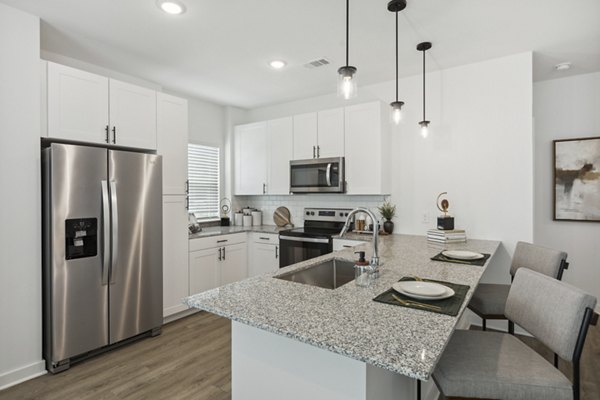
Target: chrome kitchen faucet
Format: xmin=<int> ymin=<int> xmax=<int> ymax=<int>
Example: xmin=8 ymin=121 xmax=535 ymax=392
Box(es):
xmin=339 ymin=207 xmax=381 ymax=278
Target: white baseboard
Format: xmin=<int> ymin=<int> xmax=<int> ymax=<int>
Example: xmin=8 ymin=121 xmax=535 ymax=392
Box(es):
xmin=0 ymin=360 xmax=46 ymax=391
xmin=163 ymin=307 xmax=199 ymax=324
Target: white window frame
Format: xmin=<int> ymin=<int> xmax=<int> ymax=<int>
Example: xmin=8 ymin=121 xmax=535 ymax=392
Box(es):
xmin=188 ymin=143 xmax=220 ymax=222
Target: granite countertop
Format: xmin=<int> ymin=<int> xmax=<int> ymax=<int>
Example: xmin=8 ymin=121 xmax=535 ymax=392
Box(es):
xmin=188 ymin=225 xmax=289 ymax=239
xmin=184 ymin=234 xmax=500 ymax=380
xmin=189 ymin=225 xmax=371 ymax=241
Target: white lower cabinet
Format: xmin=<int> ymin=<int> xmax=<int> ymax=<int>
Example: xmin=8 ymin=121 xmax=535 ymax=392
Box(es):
xmin=189 ymin=248 xmax=220 ymax=295
xmin=249 ymin=233 xmax=279 ymax=276
xmin=220 ymin=242 xmax=248 ymax=285
xmin=163 ymin=196 xmax=190 ymax=318
xmin=189 ymin=235 xmax=248 ymax=295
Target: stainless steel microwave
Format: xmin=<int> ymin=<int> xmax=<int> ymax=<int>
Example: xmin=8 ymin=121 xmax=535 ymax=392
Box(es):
xmin=289 ymin=157 xmax=345 ymax=193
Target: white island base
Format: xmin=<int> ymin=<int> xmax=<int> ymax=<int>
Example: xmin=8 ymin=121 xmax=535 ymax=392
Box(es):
xmin=232 ymin=321 xmax=439 ymax=400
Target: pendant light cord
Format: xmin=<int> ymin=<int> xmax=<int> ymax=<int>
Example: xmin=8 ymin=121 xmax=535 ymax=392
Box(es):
xmin=395 ymin=11 xmax=398 ymax=102
xmin=346 ymin=0 xmax=350 ymax=66
xmin=422 ymin=48 xmax=426 ymax=121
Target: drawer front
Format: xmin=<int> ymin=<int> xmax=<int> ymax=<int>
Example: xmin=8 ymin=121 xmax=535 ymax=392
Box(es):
xmin=190 ymin=232 xmax=247 ymax=252
xmin=332 ymin=238 xmax=367 ymax=251
xmin=251 ymin=232 xmax=279 ymax=245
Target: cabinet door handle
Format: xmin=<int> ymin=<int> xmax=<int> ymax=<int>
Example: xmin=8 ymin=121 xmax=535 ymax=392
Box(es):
xmin=259 ymin=237 xmax=270 ymax=241
xmin=343 ymin=245 xmax=353 ymax=248
xmin=218 ymin=247 xmax=222 ymax=261
xmin=222 ymin=246 xmax=226 ymax=260
xmin=105 ymin=125 xmax=110 ymax=143
xmin=317 ymin=145 xmax=320 ymax=158
xmin=312 ymin=146 xmax=316 ymax=159
xmin=217 ymin=239 xmax=228 ymax=243
xmin=185 ymin=196 xmax=189 ymax=210
xmin=263 ymin=183 xmax=266 ymax=194
xmin=185 ymin=180 xmax=189 ymax=194
xmin=275 ymin=245 xmax=279 ymax=259
xmin=112 ymin=126 xmax=117 ymax=144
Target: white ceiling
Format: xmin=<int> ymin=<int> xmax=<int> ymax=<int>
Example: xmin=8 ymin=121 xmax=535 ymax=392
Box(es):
xmin=2 ymin=0 xmax=600 ymax=108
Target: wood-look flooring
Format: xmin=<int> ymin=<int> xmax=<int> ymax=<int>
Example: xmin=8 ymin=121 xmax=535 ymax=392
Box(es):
xmin=1 ymin=311 xmax=598 ymax=400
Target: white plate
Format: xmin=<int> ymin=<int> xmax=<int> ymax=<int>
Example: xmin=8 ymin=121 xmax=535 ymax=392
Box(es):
xmin=394 ymin=281 xmax=447 ymax=296
xmin=442 ymin=250 xmax=484 ymax=260
xmin=393 ymin=282 xmax=455 ymax=301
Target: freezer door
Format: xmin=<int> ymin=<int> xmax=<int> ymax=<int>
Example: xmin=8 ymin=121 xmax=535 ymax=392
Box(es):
xmin=46 ymin=144 xmax=109 ymax=363
xmin=108 ymin=150 xmax=163 ymax=343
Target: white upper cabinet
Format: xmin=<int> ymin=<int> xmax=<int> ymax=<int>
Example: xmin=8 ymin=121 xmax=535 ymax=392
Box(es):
xmin=235 ymin=122 xmax=268 ymax=195
xmin=292 ymin=109 xmax=344 ymax=160
xmin=46 ymin=62 xmax=158 ymax=150
xmin=344 ymin=101 xmax=390 ymax=195
xmin=317 ymin=108 xmax=345 ymax=158
xmin=293 ymin=113 xmax=318 ymax=160
xmin=108 ymin=79 xmax=157 ymax=149
xmin=267 ymin=117 xmax=293 ymax=195
xmin=157 ymin=93 xmax=188 ymax=195
xmin=47 ymin=62 xmax=109 ymax=144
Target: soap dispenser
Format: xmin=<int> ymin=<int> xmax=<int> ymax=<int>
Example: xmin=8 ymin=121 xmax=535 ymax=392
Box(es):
xmin=354 ymin=251 xmax=372 ymax=287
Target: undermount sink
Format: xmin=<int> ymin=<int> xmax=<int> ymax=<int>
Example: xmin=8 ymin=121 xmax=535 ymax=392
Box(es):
xmin=275 ymin=259 xmax=356 ymax=289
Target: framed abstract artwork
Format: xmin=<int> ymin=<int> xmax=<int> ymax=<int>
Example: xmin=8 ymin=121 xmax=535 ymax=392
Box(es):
xmin=553 ymin=136 xmax=600 ymax=221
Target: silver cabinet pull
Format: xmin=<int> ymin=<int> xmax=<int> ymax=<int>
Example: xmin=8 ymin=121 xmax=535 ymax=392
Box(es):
xmin=222 ymin=246 xmax=226 ymax=260
xmin=275 ymin=245 xmax=279 ymax=259
xmin=105 ymin=125 xmax=110 ymax=143
xmin=112 ymin=126 xmax=117 ymax=144
xmin=101 ymin=181 xmax=110 ymax=285
xmin=263 ymin=183 xmax=266 ymax=194
xmin=217 ymin=239 xmax=228 ymax=243
xmin=218 ymin=248 xmax=222 ymax=261
xmin=109 ymin=180 xmax=118 ymax=284
xmin=313 ymin=146 xmax=316 ymax=159
xmin=317 ymin=145 xmax=320 ymax=158
xmin=259 ymin=237 xmax=270 ymax=241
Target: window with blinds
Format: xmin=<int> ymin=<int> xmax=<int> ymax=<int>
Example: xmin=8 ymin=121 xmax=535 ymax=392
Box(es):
xmin=188 ymin=144 xmax=220 ymax=220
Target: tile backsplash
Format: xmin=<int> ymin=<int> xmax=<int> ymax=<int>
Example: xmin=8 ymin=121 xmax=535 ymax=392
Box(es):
xmin=234 ymin=195 xmax=388 ymax=226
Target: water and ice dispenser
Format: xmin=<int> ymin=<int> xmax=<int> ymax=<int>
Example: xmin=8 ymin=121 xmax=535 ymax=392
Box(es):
xmin=65 ymin=218 xmax=98 ymax=260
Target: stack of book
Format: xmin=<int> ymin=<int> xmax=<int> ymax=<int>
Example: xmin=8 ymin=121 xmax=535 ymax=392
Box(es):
xmin=427 ymin=229 xmax=467 ymax=243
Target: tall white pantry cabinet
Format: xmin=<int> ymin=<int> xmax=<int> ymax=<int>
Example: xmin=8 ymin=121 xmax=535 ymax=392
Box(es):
xmin=157 ymin=93 xmax=190 ymax=318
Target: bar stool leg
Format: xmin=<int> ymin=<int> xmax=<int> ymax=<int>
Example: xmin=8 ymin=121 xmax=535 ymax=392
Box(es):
xmin=508 ymin=320 xmax=515 ymax=335
xmin=482 ymin=318 xmax=487 ymax=331
xmin=417 ymin=379 xmax=421 ymax=400
xmin=554 ymin=353 xmax=559 ymax=368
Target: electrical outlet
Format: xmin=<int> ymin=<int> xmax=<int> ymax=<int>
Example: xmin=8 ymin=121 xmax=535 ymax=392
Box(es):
xmin=422 ymin=213 xmax=430 ymax=224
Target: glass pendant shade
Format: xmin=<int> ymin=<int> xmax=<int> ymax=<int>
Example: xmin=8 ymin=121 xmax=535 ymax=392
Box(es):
xmin=337 ymin=66 xmax=357 ymax=99
xmin=419 ymin=120 xmax=430 ymax=138
xmin=390 ymin=101 xmax=404 ymax=125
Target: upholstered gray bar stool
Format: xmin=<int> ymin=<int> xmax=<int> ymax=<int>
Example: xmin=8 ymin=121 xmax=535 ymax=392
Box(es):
xmin=433 ymin=268 xmax=598 ymax=400
xmin=468 ymin=241 xmax=569 ymax=335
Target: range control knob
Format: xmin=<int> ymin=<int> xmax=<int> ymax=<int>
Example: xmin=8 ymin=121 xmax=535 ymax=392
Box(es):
xmin=306 ymin=211 xmax=310 ymax=216
xmin=311 ymin=211 xmax=315 ymax=216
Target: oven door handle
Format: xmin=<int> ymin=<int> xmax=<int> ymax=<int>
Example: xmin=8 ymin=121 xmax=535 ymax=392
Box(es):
xmin=326 ymin=163 xmax=332 ymax=187
xmin=279 ymin=235 xmax=330 ymax=244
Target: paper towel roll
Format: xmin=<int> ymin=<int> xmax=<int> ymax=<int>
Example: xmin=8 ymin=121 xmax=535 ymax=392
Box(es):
xmin=251 ymin=211 xmax=262 ymax=226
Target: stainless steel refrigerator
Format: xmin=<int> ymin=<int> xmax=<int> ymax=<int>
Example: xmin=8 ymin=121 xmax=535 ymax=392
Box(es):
xmin=42 ymin=142 xmax=163 ymax=373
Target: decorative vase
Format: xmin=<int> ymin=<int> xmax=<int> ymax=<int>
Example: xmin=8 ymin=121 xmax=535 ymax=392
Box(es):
xmin=383 ymin=220 xmax=394 ymax=234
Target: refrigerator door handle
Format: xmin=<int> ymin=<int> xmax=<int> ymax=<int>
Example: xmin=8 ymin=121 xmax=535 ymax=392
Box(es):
xmin=101 ymin=180 xmax=110 ymax=286
xmin=109 ymin=180 xmax=119 ymax=284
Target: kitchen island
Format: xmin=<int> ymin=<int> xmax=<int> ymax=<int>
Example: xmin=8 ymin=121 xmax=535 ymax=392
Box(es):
xmin=185 ymin=234 xmax=500 ymax=400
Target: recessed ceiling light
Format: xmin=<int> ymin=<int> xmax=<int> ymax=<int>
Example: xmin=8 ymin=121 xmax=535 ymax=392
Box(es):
xmin=555 ymin=62 xmax=571 ymax=71
xmin=269 ymin=60 xmax=287 ymax=70
xmin=157 ymin=0 xmax=186 ymax=15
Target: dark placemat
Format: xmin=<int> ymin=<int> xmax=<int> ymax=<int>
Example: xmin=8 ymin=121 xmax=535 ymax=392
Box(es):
xmin=431 ymin=252 xmax=491 ymax=267
xmin=373 ymin=277 xmax=470 ymax=316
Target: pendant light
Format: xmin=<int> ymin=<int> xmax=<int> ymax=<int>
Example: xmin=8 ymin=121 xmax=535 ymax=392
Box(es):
xmin=417 ymin=42 xmax=432 ymax=138
xmin=388 ymin=0 xmax=407 ymax=124
xmin=338 ymin=0 xmax=357 ymax=99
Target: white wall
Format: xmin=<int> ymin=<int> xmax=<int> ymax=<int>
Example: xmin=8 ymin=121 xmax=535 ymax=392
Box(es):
xmin=241 ymin=53 xmax=534 ymax=286
xmin=0 ymin=3 xmax=46 ymax=389
xmin=533 ymin=72 xmax=600 ymax=306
